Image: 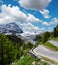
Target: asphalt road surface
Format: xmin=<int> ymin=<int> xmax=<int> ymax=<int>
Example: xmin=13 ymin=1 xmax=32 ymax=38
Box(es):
xmin=33 ymin=45 xmax=58 ymax=62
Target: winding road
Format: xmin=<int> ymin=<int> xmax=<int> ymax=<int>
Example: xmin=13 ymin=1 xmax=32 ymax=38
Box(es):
xmin=33 ymin=45 xmax=58 ymax=62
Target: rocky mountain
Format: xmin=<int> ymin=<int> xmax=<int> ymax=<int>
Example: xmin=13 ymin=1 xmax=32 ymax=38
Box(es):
xmin=0 ymin=22 xmax=23 ymax=34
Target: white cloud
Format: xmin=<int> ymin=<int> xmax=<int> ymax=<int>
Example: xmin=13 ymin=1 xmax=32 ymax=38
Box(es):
xmin=50 ymin=17 xmax=58 ymax=25
xmin=18 ymin=22 xmax=40 ymax=33
xmin=42 ymin=22 xmax=50 ymax=26
xmin=0 ymin=5 xmax=40 ymax=24
xmin=19 ymin=22 xmax=47 ymax=33
xmin=52 ymin=18 xmax=58 ymax=23
xmin=25 ymin=14 xmax=40 ymax=22
xmin=0 ymin=4 xmax=41 ymax=33
xmin=39 ymin=9 xmax=50 ymax=19
xmin=19 ymin=0 xmax=51 ymax=10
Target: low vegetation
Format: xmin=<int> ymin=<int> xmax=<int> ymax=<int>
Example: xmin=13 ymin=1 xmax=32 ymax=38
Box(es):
xmin=0 ymin=34 xmax=34 ymax=65
xmin=13 ymin=55 xmax=49 ymax=65
xmin=54 ymin=24 xmax=58 ymax=37
xmin=7 ymin=34 xmax=23 ymax=45
xmin=50 ymin=37 xmax=58 ymax=42
xmin=44 ymin=42 xmax=58 ymax=51
xmin=13 ymin=55 xmax=38 ymax=65
xmin=0 ymin=34 xmax=23 ymax=65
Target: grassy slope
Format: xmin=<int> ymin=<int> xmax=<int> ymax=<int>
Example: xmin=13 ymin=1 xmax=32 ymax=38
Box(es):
xmin=44 ymin=42 xmax=58 ymax=51
xmin=13 ymin=55 xmax=39 ymax=65
xmin=52 ymin=37 xmax=58 ymax=42
xmin=50 ymin=37 xmax=58 ymax=42
xmin=13 ymin=55 xmax=48 ymax=65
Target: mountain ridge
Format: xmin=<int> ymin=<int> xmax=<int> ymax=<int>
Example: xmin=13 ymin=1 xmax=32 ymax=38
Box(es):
xmin=0 ymin=22 xmax=23 ymax=34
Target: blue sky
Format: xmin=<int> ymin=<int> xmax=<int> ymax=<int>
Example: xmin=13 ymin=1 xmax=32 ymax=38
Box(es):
xmin=0 ymin=0 xmax=58 ymax=33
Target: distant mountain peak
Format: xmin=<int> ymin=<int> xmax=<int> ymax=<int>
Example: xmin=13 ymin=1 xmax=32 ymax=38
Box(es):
xmin=0 ymin=22 xmax=23 ymax=34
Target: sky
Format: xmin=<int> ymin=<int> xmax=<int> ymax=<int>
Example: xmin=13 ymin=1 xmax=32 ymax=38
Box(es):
xmin=0 ymin=0 xmax=58 ymax=33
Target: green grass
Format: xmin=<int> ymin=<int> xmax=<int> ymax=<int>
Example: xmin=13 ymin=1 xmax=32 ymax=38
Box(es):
xmin=13 ymin=55 xmax=39 ymax=65
xmin=50 ymin=37 xmax=58 ymax=42
xmin=13 ymin=55 xmax=49 ymax=65
xmin=44 ymin=42 xmax=58 ymax=51
xmin=52 ymin=37 xmax=58 ymax=42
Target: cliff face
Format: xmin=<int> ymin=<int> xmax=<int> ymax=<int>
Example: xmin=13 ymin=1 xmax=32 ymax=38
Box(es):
xmin=0 ymin=22 xmax=23 ymax=34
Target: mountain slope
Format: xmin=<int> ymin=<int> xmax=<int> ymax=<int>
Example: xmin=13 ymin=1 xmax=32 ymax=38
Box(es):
xmin=0 ymin=22 xmax=23 ymax=34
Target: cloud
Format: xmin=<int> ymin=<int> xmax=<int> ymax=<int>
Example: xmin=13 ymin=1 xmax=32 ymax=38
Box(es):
xmin=0 ymin=5 xmax=40 ymax=24
xmin=39 ymin=9 xmax=50 ymax=19
xmin=19 ymin=0 xmax=51 ymax=10
xmin=52 ymin=18 xmax=58 ymax=23
xmin=0 ymin=4 xmax=54 ymax=33
xmin=25 ymin=14 xmax=40 ymax=22
xmin=19 ymin=22 xmax=46 ymax=33
xmin=18 ymin=22 xmax=40 ymax=33
xmin=42 ymin=22 xmax=50 ymax=26
xmin=50 ymin=17 xmax=58 ymax=25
